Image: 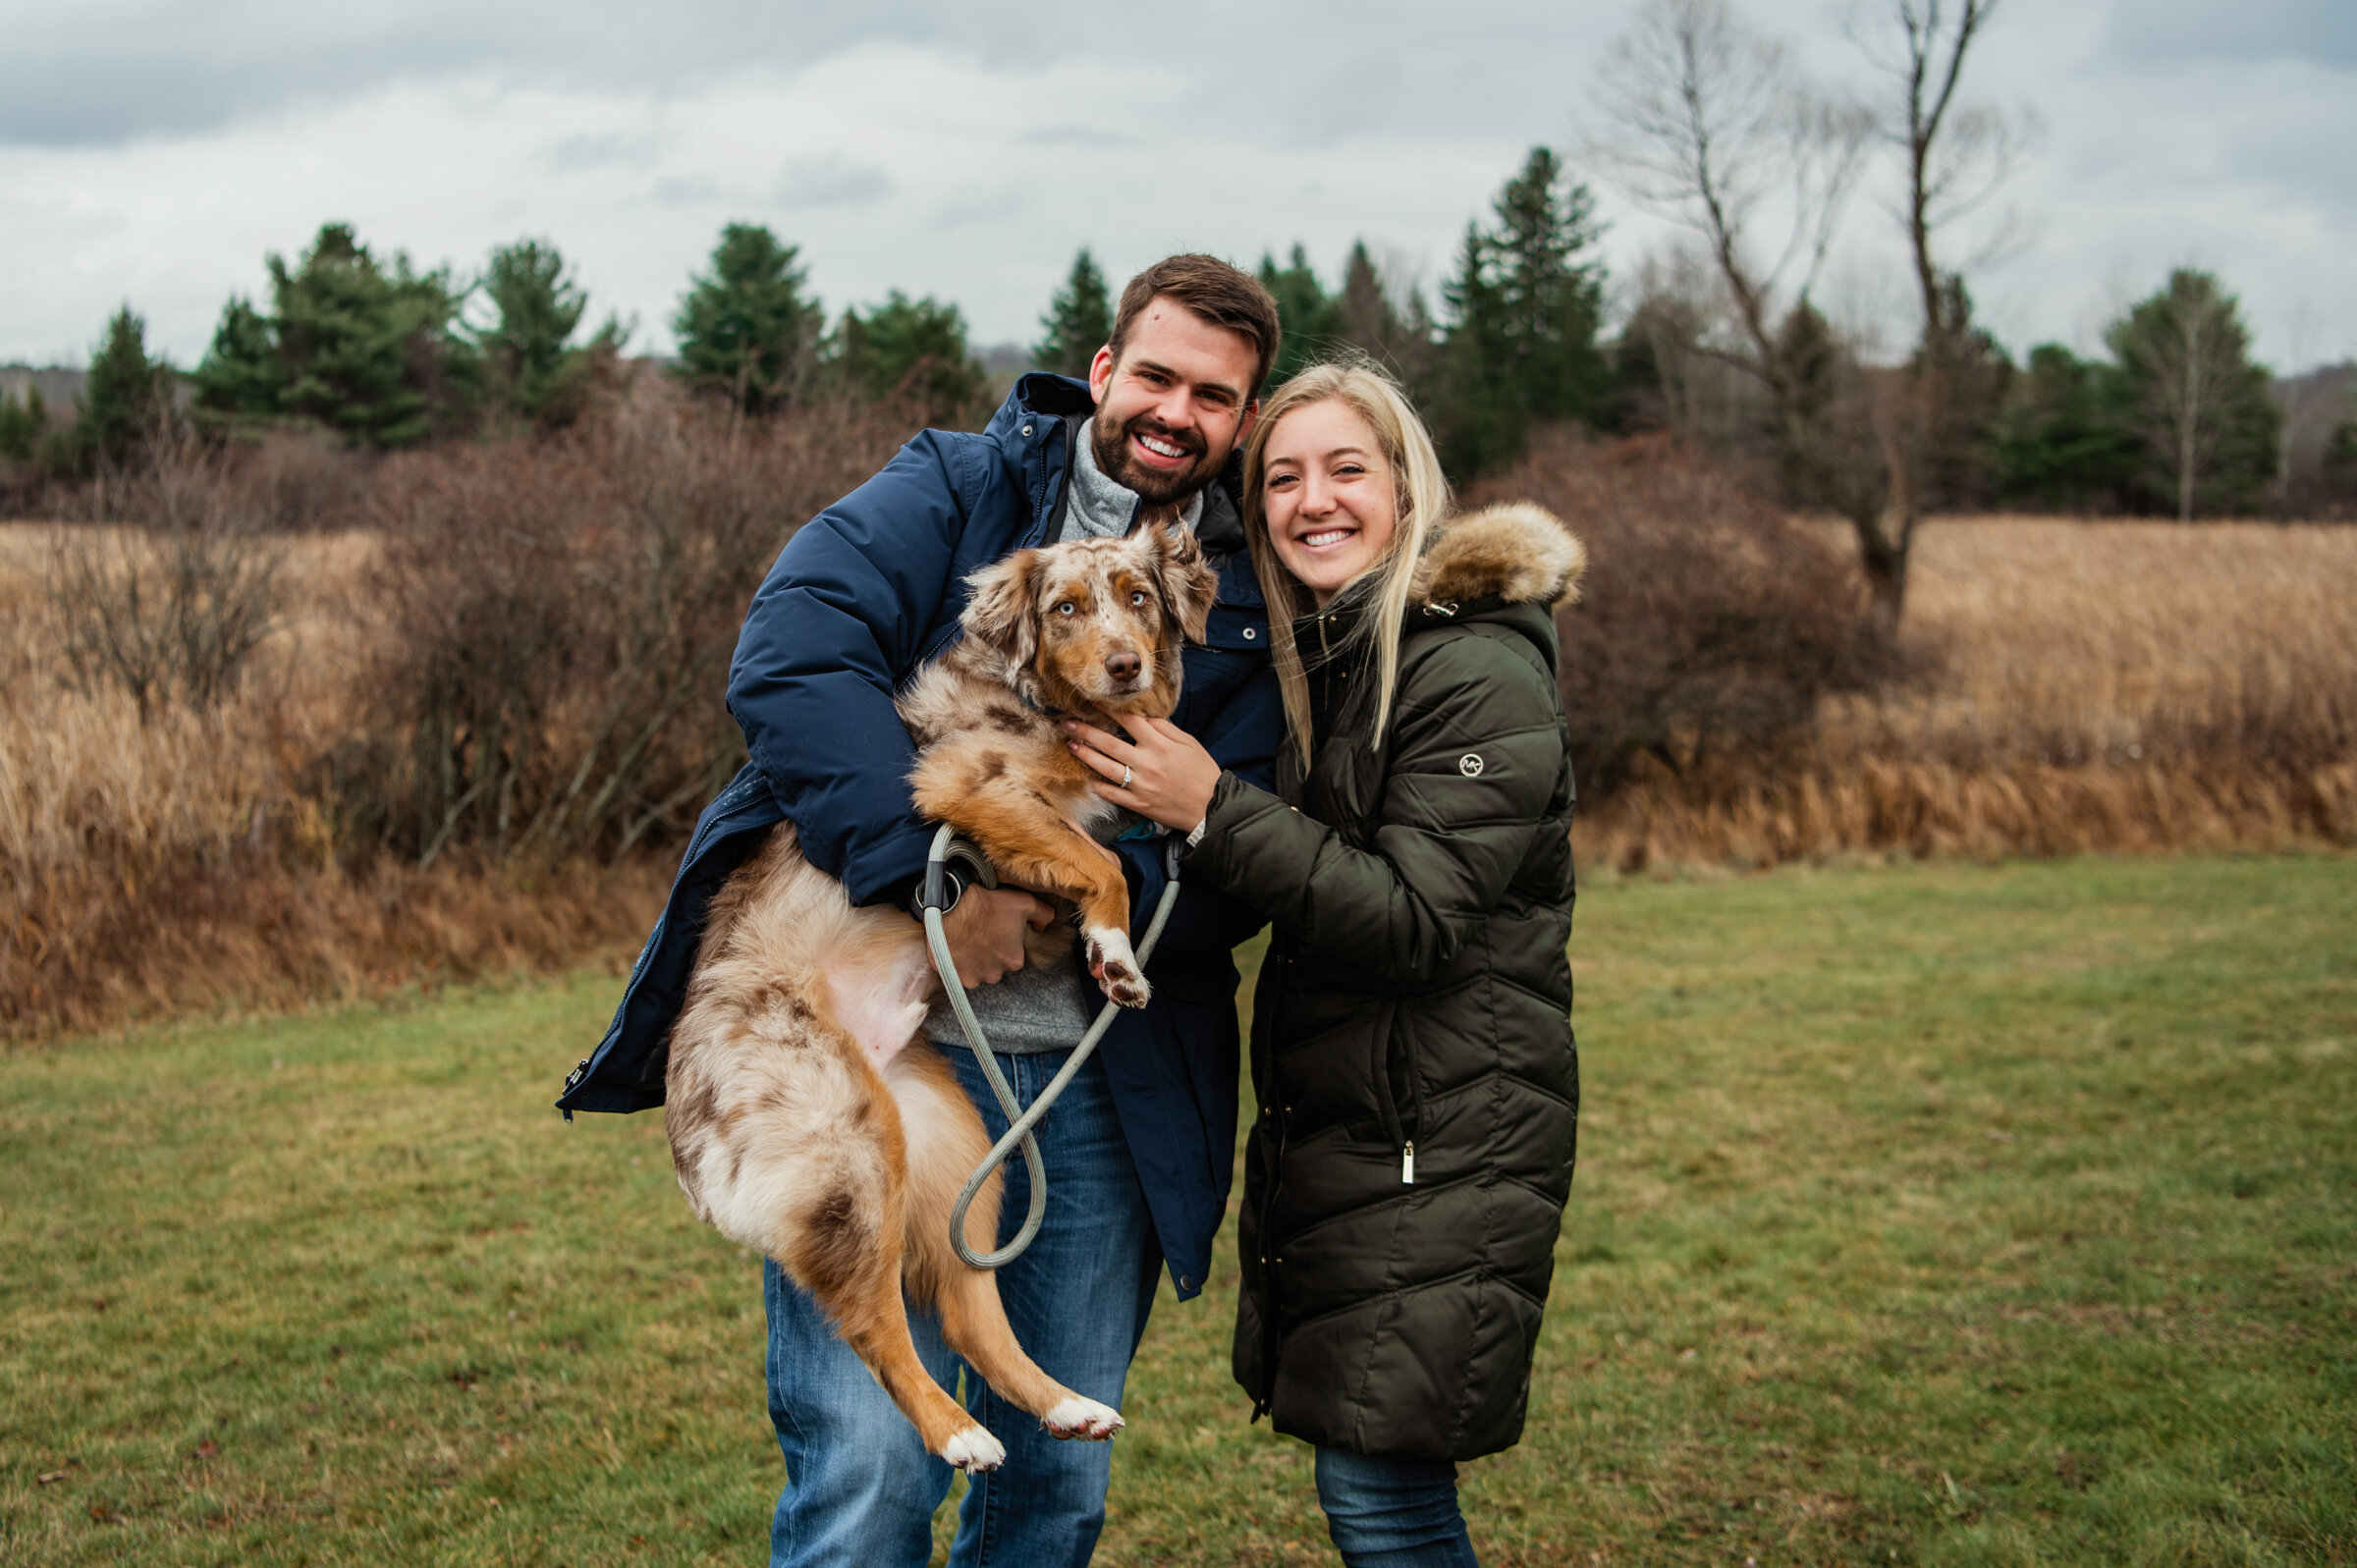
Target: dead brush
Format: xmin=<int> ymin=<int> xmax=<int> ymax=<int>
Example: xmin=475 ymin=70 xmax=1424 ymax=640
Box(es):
xmin=1471 ymin=431 xmax=1914 ymax=800
xmin=1568 ymin=515 xmax=2357 ymax=869
xmin=43 ymin=427 xmax=288 ymax=724
xmin=9 ymin=408 xmax=2350 ymax=1042
xmin=1 ymin=399 xmax=906 ymax=1042
xmin=327 ymin=399 xmax=904 ymax=868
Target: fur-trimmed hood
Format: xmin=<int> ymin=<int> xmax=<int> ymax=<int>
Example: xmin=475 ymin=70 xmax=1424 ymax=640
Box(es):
xmin=1410 ymin=502 xmax=1586 ymax=610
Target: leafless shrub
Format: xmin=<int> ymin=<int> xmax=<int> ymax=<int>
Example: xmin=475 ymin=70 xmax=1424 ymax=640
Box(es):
xmin=1474 ymin=429 xmax=1908 ymax=797
xmin=1573 ymin=515 xmax=2357 ymax=870
xmin=230 ymin=425 xmax=381 ymax=532
xmin=43 ymin=431 xmax=287 ymax=724
xmin=326 ymin=399 xmax=904 ymax=867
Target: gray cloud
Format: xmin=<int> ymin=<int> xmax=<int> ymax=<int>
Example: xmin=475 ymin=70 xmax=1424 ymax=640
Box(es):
xmin=650 ymin=174 xmax=724 ymax=208
xmin=774 ymin=155 xmax=893 ymax=210
xmin=538 ymin=130 xmax=662 ymax=175
xmin=1015 ymin=125 xmax=1146 ymax=149
xmin=2 ymin=0 xmax=2353 ymax=370
xmin=0 ymin=0 xmax=1018 ymax=147
xmin=0 ymin=1 xmax=1611 ymax=152
xmin=2108 ymin=0 xmax=2357 ymax=69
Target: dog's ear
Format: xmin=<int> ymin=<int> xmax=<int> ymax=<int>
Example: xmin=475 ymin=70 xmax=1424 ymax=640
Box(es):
xmin=1150 ymin=524 xmax=1218 ymax=644
xmin=962 ymin=549 xmax=1044 ymax=671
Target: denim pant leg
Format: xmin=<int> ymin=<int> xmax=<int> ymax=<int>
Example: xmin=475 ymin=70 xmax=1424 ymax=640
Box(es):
xmin=942 ymin=1044 xmax=1163 ymax=1568
xmin=1314 ymin=1447 xmax=1481 ymax=1568
xmin=763 ymin=1255 xmax=959 ymax=1568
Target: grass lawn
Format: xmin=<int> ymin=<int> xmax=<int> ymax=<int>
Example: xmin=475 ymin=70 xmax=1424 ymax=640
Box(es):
xmin=3 ymin=855 xmax=2351 ymax=1566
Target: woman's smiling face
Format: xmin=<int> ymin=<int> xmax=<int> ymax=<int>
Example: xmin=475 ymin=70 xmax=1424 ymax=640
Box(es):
xmin=1261 ymin=398 xmax=1398 ymax=608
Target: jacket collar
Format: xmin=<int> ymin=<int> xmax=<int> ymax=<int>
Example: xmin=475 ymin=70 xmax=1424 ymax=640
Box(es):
xmin=1410 ymin=502 xmax=1586 ymax=610
xmin=983 ymin=373 xmax=1249 ymax=559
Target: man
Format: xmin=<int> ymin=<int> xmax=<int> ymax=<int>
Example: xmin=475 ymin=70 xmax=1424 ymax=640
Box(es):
xmin=559 ymin=254 xmax=1284 ymax=1567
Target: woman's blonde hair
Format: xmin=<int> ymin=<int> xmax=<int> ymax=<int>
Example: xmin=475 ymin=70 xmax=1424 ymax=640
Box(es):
xmin=1240 ymin=359 xmax=1453 ymax=771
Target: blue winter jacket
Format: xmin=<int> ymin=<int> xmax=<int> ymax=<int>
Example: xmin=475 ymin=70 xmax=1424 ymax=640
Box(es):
xmin=556 ymin=374 xmax=1282 ymax=1300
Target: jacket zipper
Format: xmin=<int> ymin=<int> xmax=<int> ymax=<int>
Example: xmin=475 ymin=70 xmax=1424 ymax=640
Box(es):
xmin=1377 ymin=1000 xmax=1425 ymax=1186
xmin=1399 ymin=1016 xmax=1427 ymax=1184
xmin=1251 ymin=949 xmax=1290 ymax=1418
xmin=1043 ymin=417 xmax=1078 ymax=545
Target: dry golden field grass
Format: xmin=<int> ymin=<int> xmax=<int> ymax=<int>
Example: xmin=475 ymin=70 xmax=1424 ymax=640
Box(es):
xmin=0 ymin=523 xmax=664 ymax=1041
xmin=3 ymin=514 xmax=2352 ymax=1041
xmin=1578 ymin=515 xmax=2357 ymax=870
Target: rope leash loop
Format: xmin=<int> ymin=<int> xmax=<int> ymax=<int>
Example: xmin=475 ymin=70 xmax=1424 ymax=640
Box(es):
xmin=921 ymin=823 xmax=1183 ymax=1270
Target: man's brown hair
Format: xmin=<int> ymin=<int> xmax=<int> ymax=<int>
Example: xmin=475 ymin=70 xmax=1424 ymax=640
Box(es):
xmin=1107 ymin=254 xmax=1283 ymax=400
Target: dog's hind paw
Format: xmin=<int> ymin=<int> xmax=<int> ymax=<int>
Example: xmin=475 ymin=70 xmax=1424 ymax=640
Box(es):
xmin=1042 ymin=1396 xmax=1124 ymax=1441
xmin=1084 ymin=929 xmax=1151 ymax=1009
xmin=941 ymin=1425 xmax=1006 ymax=1472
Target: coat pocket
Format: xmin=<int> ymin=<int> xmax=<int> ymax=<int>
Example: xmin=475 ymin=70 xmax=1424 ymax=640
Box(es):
xmin=1371 ymin=1000 xmax=1418 ymax=1185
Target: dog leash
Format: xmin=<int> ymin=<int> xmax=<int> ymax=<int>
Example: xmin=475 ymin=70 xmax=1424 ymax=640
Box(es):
xmin=919 ymin=822 xmax=1184 ymax=1270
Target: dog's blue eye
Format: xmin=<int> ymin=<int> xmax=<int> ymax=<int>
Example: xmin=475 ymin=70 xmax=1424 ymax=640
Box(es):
xmin=1130 ymin=591 xmax=1147 ymax=607
xmin=1056 ymin=602 xmax=1077 ymax=616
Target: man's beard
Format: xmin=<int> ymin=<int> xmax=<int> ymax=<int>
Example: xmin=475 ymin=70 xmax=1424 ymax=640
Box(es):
xmin=1092 ymin=412 xmax=1221 ymax=507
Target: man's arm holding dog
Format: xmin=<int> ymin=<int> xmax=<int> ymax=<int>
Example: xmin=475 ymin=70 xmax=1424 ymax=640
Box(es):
xmin=726 ymin=432 xmax=1051 ymax=979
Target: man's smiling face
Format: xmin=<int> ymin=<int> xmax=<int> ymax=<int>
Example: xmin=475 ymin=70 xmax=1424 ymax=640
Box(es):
xmin=1085 ymin=298 xmax=1259 ymax=506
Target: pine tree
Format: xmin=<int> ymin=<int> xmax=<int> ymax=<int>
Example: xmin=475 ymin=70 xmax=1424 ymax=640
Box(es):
xmin=1257 ymin=245 xmax=1340 ymax=386
xmin=1033 ymin=248 xmax=1113 ymax=377
xmin=0 ymin=383 xmax=49 ymax=461
xmin=474 ymin=239 xmax=628 ymax=426
xmin=1439 ymin=148 xmax=1612 ymax=479
xmin=191 ymin=224 xmax=468 ymax=447
xmin=2106 ymin=269 xmax=2280 ymax=519
xmin=672 ymin=224 xmax=820 ymax=414
xmin=1989 ymin=345 xmax=2141 ymax=511
xmin=192 ymin=297 xmax=287 ymax=430
xmin=1439 ymin=221 xmax=1511 ymax=478
xmin=78 ymin=305 xmax=171 ymax=466
xmin=830 ymin=292 xmax=986 ymax=427
xmin=272 ymin=224 xmax=469 ymax=448
xmin=1329 ymin=243 xmax=1395 ymax=359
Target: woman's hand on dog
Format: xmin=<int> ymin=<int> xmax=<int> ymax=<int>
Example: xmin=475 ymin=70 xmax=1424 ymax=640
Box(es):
xmin=1066 ymin=716 xmax=1221 ymax=835
xmin=942 ymin=886 xmax=1059 ymax=988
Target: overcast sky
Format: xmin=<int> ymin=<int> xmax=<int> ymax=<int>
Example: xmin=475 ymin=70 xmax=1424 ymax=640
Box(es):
xmin=3 ymin=0 xmax=2351 ymax=375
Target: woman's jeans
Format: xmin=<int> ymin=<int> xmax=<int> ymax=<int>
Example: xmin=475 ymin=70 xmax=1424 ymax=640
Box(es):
xmin=1314 ymin=1447 xmax=1480 ymax=1568
xmin=761 ymin=1044 xmax=1163 ymax=1568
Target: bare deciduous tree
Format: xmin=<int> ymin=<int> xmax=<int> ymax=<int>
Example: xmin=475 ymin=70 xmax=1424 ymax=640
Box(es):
xmin=44 ymin=424 xmax=286 ymax=725
xmin=1591 ymin=0 xmax=1871 ymax=374
xmin=1594 ymin=0 xmax=2023 ymax=623
xmin=1854 ymin=0 xmax=2023 ymax=607
xmin=1588 ymin=0 xmax=1892 ymax=599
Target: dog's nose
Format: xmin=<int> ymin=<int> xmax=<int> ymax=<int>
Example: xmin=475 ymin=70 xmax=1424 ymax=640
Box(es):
xmin=1104 ymin=649 xmax=1142 ymax=683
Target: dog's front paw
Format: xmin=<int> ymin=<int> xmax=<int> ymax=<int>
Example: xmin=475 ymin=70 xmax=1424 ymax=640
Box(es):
xmin=1042 ymin=1395 xmax=1124 ymax=1441
xmin=941 ymin=1425 xmax=1007 ymax=1472
xmin=1084 ymin=929 xmax=1151 ymax=1009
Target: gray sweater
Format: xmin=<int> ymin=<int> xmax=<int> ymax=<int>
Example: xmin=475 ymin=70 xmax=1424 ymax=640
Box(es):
xmin=922 ymin=419 xmax=1199 ymax=1054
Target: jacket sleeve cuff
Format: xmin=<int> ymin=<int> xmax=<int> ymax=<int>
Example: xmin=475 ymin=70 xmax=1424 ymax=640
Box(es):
xmin=839 ymin=817 xmax=946 ymax=909
xmin=1180 ymin=770 xmax=1282 ymax=875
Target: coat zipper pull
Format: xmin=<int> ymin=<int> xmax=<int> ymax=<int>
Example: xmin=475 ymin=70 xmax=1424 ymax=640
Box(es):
xmin=1401 ymin=1141 xmax=1415 ymax=1185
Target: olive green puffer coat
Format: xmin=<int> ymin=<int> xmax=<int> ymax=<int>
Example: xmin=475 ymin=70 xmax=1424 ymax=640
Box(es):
xmin=1186 ymin=501 xmax=1584 ymax=1463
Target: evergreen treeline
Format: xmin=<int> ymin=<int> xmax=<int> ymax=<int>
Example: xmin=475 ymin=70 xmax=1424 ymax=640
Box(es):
xmin=1 ymin=154 xmax=2340 ymax=519
xmin=1210 ymin=153 xmax=2302 ymax=514
xmin=0 ymin=219 xmax=996 ymax=472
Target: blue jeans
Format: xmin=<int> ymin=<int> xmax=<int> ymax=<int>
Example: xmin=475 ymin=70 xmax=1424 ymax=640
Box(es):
xmin=1314 ymin=1447 xmax=1479 ymax=1568
xmin=763 ymin=1043 xmax=1162 ymax=1568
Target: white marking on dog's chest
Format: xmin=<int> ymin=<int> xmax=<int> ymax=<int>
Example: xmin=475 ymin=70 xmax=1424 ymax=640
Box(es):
xmin=820 ymin=944 xmax=937 ymax=1071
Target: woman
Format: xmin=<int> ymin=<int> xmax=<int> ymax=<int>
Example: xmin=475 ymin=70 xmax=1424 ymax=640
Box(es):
xmin=1065 ymin=361 xmax=1583 ymax=1567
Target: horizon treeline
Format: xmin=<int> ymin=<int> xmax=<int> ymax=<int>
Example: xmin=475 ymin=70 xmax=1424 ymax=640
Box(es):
xmin=4 ymin=144 xmax=2352 ymax=525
